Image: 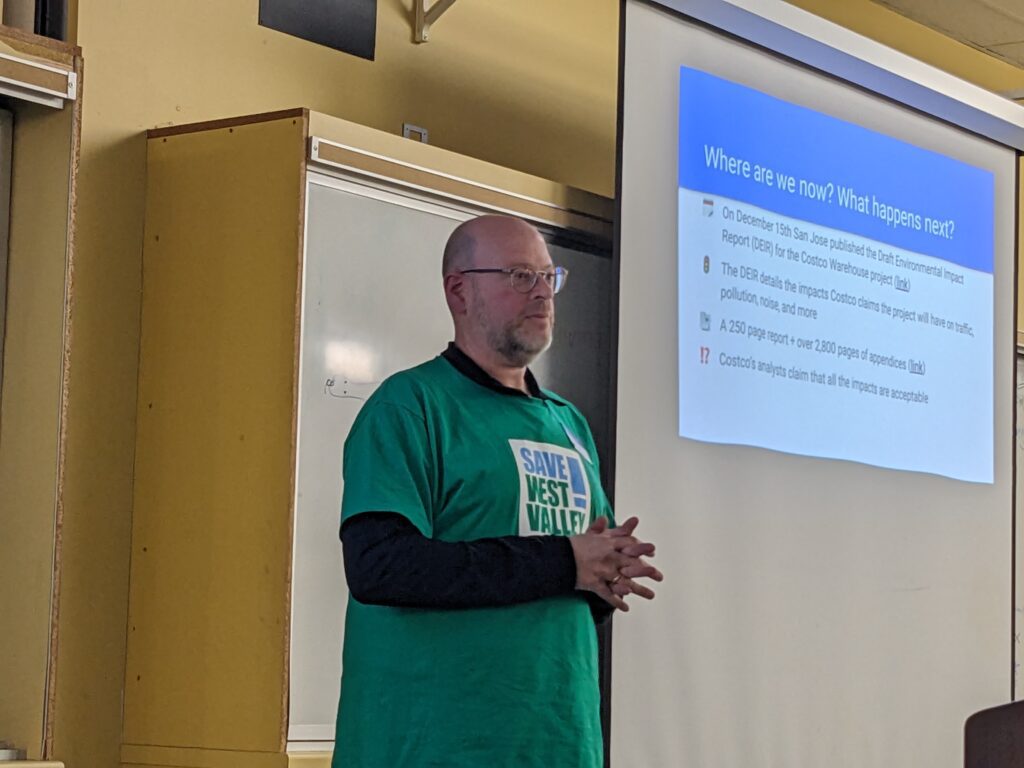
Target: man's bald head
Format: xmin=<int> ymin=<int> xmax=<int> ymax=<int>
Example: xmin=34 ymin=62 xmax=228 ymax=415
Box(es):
xmin=442 ymin=214 xmax=556 ymax=370
xmin=442 ymin=222 xmax=476 ymax=276
xmin=442 ymin=215 xmax=545 ymax=276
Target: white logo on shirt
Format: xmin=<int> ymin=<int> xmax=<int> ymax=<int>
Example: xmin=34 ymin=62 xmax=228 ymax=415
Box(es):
xmin=509 ymin=439 xmax=591 ymax=536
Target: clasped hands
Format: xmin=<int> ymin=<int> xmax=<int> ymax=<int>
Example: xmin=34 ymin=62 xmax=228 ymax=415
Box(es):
xmin=569 ymin=516 xmax=662 ymax=611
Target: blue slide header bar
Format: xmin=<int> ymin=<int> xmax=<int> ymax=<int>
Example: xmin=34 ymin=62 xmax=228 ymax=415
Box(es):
xmin=678 ymin=67 xmax=994 ymax=273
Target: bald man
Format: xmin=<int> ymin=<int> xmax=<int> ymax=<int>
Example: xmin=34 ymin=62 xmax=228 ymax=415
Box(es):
xmin=333 ymin=215 xmax=661 ymax=768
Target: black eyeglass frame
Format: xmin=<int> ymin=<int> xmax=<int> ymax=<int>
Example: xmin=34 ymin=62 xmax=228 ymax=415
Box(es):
xmin=458 ymin=266 xmax=569 ymax=294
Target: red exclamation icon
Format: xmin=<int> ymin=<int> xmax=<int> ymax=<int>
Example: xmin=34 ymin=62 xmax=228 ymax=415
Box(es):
xmin=699 ymin=346 xmax=710 ymax=364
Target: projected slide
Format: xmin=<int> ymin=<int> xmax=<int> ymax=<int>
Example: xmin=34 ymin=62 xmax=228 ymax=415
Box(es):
xmin=678 ymin=68 xmax=994 ymax=483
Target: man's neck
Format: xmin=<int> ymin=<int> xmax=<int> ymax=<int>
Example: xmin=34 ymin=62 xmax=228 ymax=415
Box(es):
xmin=451 ymin=337 xmax=530 ymax=394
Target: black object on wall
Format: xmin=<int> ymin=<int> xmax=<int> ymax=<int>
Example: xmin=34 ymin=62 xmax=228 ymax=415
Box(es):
xmin=259 ymin=0 xmax=377 ymax=61
xmin=34 ymin=0 xmax=65 ymax=41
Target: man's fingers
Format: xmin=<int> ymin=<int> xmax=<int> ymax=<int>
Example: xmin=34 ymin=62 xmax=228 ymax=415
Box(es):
xmin=618 ymin=541 xmax=655 ymax=557
xmin=594 ymin=584 xmax=629 ymax=612
xmin=626 ymin=580 xmax=656 ymax=600
xmin=577 ymin=515 xmax=660 ymax=609
xmin=619 ymin=560 xmax=664 ymax=582
xmin=608 ymin=516 xmax=639 ymax=537
xmin=611 ymin=536 xmax=640 ymax=552
xmin=609 ymin=577 xmax=655 ymax=600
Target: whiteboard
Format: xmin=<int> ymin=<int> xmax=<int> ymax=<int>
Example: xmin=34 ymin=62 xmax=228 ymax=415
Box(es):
xmin=288 ymin=172 xmax=613 ymax=744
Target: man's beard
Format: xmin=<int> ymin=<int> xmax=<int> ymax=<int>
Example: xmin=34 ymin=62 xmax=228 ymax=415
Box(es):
xmin=490 ymin=321 xmax=552 ymax=367
xmin=473 ymin=296 xmax=552 ymax=367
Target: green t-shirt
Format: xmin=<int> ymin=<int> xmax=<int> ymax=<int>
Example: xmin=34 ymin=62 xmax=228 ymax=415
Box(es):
xmin=333 ymin=355 xmax=612 ymax=768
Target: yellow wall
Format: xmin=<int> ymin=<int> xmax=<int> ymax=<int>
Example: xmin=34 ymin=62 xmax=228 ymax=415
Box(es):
xmin=45 ymin=0 xmax=1024 ymax=766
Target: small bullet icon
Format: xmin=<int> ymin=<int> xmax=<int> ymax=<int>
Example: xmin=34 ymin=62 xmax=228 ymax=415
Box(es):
xmin=700 ymin=312 xmax=711 ymax=331
xmin=702 ymin=199 xmax=714 ymax=217
xmin=699 ymin=346 xmax=710 ymax=364
xmin=703 ymin=255 xmax=710 ymax=274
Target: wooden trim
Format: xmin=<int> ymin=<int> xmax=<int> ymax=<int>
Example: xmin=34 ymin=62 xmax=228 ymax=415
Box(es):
xmin=0 ymin=23 xmax=79 ymax=59
xmin=148 ymin=109 xmax=308 ymax=139
xmin=0 ymin=51 xmax=69 ymax=92
xmin=308 ymin=111 xmax=612 ymax=221
xmin=280 ymin=110 xmax=310 ymax=752
xmin=44 ymin=52 xmax=83 ymax=759
xmin=121 ymin=744 xmax=287 ymax=768
xmin=285 ymin=752 xmax=330 ymax=767
xmin=311 ymin=139 xmax=613 ymax=238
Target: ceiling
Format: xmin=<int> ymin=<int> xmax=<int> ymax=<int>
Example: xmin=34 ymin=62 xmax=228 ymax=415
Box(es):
xmin=873 ymin=0 xmax=1024 ymax=79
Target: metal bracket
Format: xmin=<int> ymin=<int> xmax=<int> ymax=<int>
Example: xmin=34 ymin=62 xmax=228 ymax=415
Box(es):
xmin=415 ymin=0 xmax=457 ymax=43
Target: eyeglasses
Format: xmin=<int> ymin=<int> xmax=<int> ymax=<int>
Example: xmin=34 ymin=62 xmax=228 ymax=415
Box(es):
xmin=459 ymin=266 xmax=569 ymax=294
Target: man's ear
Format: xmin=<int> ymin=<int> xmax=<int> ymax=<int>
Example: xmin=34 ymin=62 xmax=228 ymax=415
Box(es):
xmin=444 ymin=273 xmax=469 ymax=316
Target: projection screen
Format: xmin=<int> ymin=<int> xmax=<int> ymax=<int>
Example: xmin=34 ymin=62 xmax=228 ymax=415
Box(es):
xmin=614 ymin=2 xmax=1020 ymax=766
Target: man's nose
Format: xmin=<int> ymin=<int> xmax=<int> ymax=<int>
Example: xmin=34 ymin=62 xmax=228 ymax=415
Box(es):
xmin=531 ymin=274 xmax=555 ymax=299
